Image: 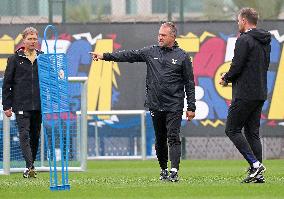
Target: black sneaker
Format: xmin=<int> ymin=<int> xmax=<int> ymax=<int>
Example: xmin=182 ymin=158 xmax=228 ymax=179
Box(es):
xmin=160 ymin=169 xmax=169 ymax=180
xmin=23 ymin=167 xmax=37 ymax=178
xmin=254 ymin=174 xmax=265 ymax=183
xmin=242 ymin=164 xmax=266 ymax=183
xmin=168 ymin=171 xmax=179 ymax=182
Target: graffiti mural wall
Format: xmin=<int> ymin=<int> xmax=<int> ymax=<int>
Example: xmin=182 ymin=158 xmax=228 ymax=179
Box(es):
xmin=0 ymin=21 xmax=283 ymax=137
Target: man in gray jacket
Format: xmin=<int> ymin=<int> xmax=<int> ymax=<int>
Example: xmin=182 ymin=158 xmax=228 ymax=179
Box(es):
xmin=91 ymin=22 xmax=196 ymax=182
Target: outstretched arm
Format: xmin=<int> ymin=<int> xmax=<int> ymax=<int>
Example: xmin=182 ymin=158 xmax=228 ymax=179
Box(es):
xmin=90 ymin=52 xmax=103 ymax=61
xmin=90 ymin=47 xmax=149 ymax=63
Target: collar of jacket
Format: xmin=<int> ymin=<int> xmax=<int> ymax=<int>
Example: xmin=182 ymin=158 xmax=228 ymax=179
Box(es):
xmin=240 ymin=28 xmax=255 ymax=36
xmin=15 ymin=47 xmax=43 ymax=58
xmin=160 ymin=41 xmax=179 ymax=51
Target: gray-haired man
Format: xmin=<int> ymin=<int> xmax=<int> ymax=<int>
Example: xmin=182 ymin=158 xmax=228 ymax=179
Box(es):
xmin=2 ymin=27 xmax=43 ymax=178
xmin=91 ymin=22 xmax=196 ymax=182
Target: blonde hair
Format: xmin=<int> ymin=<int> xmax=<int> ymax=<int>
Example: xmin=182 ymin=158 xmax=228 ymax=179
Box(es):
xmin=239 ymin=8 xmax=259 ymax=25
xmin=22 ymin=27 xmax=38 ymax=39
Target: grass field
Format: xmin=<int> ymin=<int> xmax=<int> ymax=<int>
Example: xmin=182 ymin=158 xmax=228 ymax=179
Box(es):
xmin=0 ymin=159 xmax=284 ymax=199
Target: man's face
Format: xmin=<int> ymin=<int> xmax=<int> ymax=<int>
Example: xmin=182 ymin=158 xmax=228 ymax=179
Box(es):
xmin=237 ymin=15 xmax=246 ymax=33
xmin=158 ymin=25 xmax=175 ymax=48
xmin=23 ymin=33 xmax=38 ymax=51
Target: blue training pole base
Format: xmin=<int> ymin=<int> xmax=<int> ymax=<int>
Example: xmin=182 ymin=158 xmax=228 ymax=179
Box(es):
xmin=50 ymin=184 xmax=71 ymax=191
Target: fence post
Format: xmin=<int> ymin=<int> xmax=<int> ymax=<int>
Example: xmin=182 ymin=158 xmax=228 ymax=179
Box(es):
xmin=181 ymin=136 xmax=186 ymax=159
xmin=167 ymin=0 xmax=172 ymax=21
xmin=48 ymin=0 xmax=53 ymax=23
xmin=62 ymin=0 xmax=66 ymax=23
xmin=80 ymin=80 xmax=88 ymax=171
xmin=40 ymin=124 xmax=44 ymax=167
xmin=141 ymin=111 xmax=146 ymax=160
xmin=179 ymin=0 xmax=184 ymax=34
xmin=3 ymin=114 xmax=10 ymax=175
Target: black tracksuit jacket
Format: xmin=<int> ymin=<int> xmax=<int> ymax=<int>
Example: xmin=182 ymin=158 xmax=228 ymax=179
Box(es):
xmin=223 ymin=28 xmax=271 ymax=100
xmin=103 ymin=42 xmax=196 ymax=112
xmin=2 ymin=48 xmax=42 ymax=112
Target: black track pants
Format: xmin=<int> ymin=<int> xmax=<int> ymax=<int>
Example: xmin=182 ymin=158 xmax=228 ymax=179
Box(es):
xmin=16 ymin=110 xmax=42 ymax=168
xmin=151 ymin=111 xmax=182 ymax=170
xmin=225 ymin=98 xmax=264 ymax=165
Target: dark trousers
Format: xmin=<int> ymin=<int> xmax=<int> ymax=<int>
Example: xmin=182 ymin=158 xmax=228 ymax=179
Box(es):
xmin=16 ymin=110 xmax=42 ymax=168
xmin=225 ymin=98 xmax=264 ymax=165
xmin=150 ymin=110 xmax=182 ymax=170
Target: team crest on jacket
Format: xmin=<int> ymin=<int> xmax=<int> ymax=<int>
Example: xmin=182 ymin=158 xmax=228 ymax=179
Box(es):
xmin=172 ymin=59 xmax=177 ymax=64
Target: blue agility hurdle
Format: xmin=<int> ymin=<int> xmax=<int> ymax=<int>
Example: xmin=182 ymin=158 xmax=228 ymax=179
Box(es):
xmin=37 ymin=25 xmax=71 ymax=191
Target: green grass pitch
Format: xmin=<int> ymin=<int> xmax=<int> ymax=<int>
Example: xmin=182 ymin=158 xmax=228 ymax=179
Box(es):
xmin=0 ymin=159 xmax=283 ymax=199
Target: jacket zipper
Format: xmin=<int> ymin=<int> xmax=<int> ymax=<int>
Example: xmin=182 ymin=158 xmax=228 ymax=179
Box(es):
xmin=158 ymin=50 xmax=168 ymax=111
xmin=31 ymin=61 xmax=34 ymax=110
xmin=17 ymin=51 xmax=37 ymax=110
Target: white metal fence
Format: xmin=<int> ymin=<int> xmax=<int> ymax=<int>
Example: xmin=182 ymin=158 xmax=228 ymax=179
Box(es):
xmin=0 ymin=77 xmax=88 ymax=175
xmin=83 ymin=110 xmax=147 ymax=160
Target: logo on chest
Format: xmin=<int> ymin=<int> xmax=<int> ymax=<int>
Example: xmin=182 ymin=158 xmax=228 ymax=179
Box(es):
xmin=172 ymin=59 xmax=177 ymax=64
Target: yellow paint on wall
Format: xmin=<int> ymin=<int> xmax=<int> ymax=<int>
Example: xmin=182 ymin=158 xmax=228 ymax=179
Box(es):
xmin=112 ymin=62 xmax=120 ymax=76
xmin=176 ymin=31 xmax=216 ymax=53
xmin=14 ymin=34 xmax=22 ymax=45
xmin=268 ymin=47 xmax=284 ymax=119
xmin=98 ymin=60 xmax=113 ymax=111
xmin=176 ymin=37 xmax=199 ymax=52
xmin=88 ymin=39 xmax=113 ymax=112
xmin=0 ymin=35 xmax=14 ymax=54
xmin=183 ymin=32 xmax=197 ymax=38
xmin=88 ymin=39 xmax=121 ymax=119
xmin=200 ymin=31 xmax=216 ymax=43
xmin=0 ymin=58 xmax=7 ymax=71
xmin=201 ymin=119 xmax=225 ymax=127
xmin=214 ymin=62 xmax=232 ymax=100
xmin=112 ymin=72 xmax=118 ymax=88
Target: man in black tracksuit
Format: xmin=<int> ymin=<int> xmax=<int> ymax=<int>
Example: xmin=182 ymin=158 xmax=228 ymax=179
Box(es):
xmin=91 ymin=22 xmax=196 ymax=182
xmin=2 ymin=27 xmax=42 ymax=178
xmin=220 ymin=8 xmax=271 ymax=183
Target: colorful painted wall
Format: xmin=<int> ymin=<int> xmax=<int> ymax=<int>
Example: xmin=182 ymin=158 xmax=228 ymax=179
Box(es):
xmin=0 ymin=22 xmax=283 ymax=137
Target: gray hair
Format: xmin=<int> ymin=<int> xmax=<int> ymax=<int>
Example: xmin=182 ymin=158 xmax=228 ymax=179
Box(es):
xmin=22 ymin=27 xmax=38 ymax=39
xmin=161 ymin=22 xmax=177 ymax=37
